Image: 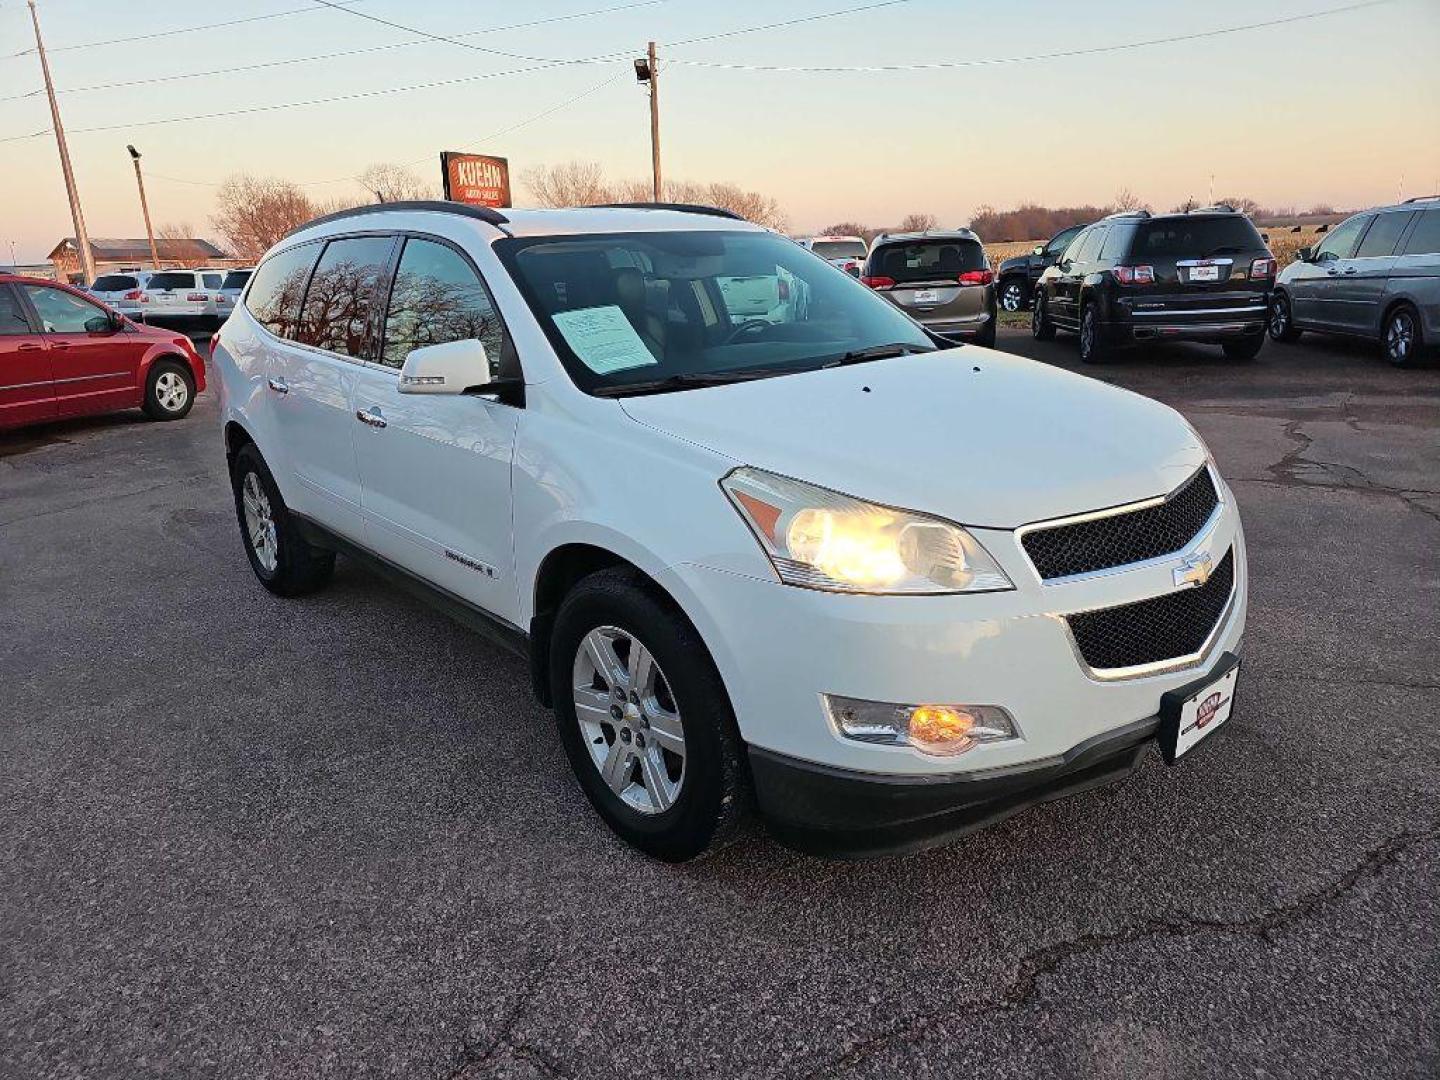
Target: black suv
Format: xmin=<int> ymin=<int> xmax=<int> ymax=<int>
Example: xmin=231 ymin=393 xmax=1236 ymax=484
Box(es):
xmin=994 ymin=224 xmax=1085 ymax=312
xmin=1031 ymin=208 xmax=1276 ymax=363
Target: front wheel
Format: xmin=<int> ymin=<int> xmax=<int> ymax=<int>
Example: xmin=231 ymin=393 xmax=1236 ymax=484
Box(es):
xmin=1268 ymin=293 xmax=1302 ymax=343
xmin=1383 ymin=305 xmax=1423 ymax=367
xmin=1032 ymin=291 xmax=1056 ymax=341
xmin=550 ymin=568 xmax=748 ymax=862
xmin=999 ymin=278 xmax=1028 ymax=312
xmin=143 ymin=359 xmax=195 ymax=420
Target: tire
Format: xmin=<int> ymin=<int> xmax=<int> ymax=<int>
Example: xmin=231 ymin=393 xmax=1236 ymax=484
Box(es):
xmin=142 ymin=358 xmax=195 ymax=420
xmin=1382 ymin=304 xmax=1423 ymax=368
xmin=1031 ymin=291 xmax=1056 ymax=341
xmin=975 ymin=319 xmax=997 ymax=349
xmin=1268 ymin=292 xmax=1302 ymax=343
xmin=550 ymin=567 xmax=748 ymax=862
xmin=999 ymin=277 xmax=1028 ymax=312
xmin=1078 ymin=302 xmax=1109 ymax=364
xmin=229 ymin=443 xmax=335 ymax=596
xmin=1223 ymin=334 xmax=1265 ymax=362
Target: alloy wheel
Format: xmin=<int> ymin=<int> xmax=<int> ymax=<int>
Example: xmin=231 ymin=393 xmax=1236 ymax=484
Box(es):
xmin=1386 ymin=311 xmax=1414 ymax=362
xmin=155 ymin=371 xmax=189 ymax=413
xmin=240 ymin=472 xmax=279 ymax=572
xmin=1081 ymin=308 xmax=1095 ymax=357
xmin=573 ymin=626 xmax=686 ymax=815
xmin=1270 ymin=298 xmax=1289 ymax=338
xmin=1001 ymin=281 xmax=1025 ymax=311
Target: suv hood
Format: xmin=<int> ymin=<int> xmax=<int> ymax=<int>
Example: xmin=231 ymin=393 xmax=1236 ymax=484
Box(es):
xmin=619 ymin=349 xmax=1205 ymax=528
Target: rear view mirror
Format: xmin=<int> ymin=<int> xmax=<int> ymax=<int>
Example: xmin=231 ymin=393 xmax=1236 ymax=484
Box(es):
xmin=399 ymin=339 xmax=495 ymax=395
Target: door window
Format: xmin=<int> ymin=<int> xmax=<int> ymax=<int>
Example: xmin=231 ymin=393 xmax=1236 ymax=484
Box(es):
xmin=1074 ymin=227 xmax=1108 ymax=263
xmin=1046 ymin=226 xmax=1082 ymax=256
xmin=1355 ymin=212 xmax=1414 ymax=259
xmin=1314 ymin=216 xmax=1370 ymax=261
xmin=22 ymin=285 xmax=110 ymax=334
xmin=1401 ymin=209 xmax=1440 ymax=255
xmin=245 ymin=243 xmax=322 ymax=339
xmin=1099 ymin=224 xmax=1136 ymax=260
xmin=381 ymin=238 xmax=508 ymax=375
xmin=1058 ymin=228 xmax=1090 ymax=262
xmin=294 ymin=236 xmax=395 ymax=358
xmin=0 ymin=287 xmax=33 ymax=335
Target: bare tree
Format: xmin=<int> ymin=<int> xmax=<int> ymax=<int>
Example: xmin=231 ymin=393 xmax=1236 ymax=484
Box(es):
xmin=820 ymin=221 xmax=876 ymax=241
xmin=521 ymin=160 xmax=613 ymax=208
xmin=1110 ymin=189 xmax=1148 ymax=213
xmin=156 ymin=221 xmax=196 ymax=239
xmin=1171 ymin=195 xmax=1201 ymax=214
xmin=356 ymin=163 xmax=436 ymax=204
xmin=897 ymin=212 xmax=937 ymax=232
xmin=1217 ymin=195 xmax=1264 ymax=216
xmin=211 ymin=174 xmax=319 ymax=260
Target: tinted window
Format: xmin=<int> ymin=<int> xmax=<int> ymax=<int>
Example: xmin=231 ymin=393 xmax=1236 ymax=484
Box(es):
xmin=202 ymin=273 xmax=223 ymax=289
xmin=381 ymin=238 xmax=506 ymax=371
xmin=870 ymin=239 xmax=985 ymax=282
xmin=1314 ymin=215 xmax=1370 ymax=261
xmin=1059 ymin=228 xmax=1090 ymax=262
xmin=1402 ymin=209 xmax=1440 ymax=256
xmin=1074 ymin=227 xmax=1108 ymax=262
xmin=1133 ymin=216 xmax=1265 ymax=258
xmin=1046 ymin=226 xmax=1083 ymax=255
xmin=811 ymin=240 xmax=867 ymax=260
xmin=92 ymin=274 xmax=137 ymax=291
xmin=1356 ymin=211 xmax=1414 ymax=259
xmin=295 ymin=236 xmax=394 ymax=358
xmin=221 ymin=270 xmax=252 ymax=290
xmin=23 ymin=285 xmax=109 ymax=334
xmin=244 ymin=243 xmax=321 ymax=339
xmin=147 ymin=272 xmax=196 ymax=290
xmin=1100 ymin=224 xmax=1136 ymax=260
xmin=0 ymin=286 xmax=32 ymax=335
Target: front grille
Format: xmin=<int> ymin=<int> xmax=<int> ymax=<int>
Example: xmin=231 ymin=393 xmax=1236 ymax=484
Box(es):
xmin=1022 ymin=467 xmax=1219 ymax=580
xmin=1066 ymin=548 xmax=1235 ymax=673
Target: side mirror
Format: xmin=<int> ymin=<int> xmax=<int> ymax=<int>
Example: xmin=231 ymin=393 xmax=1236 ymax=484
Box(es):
xmin=109 ymin=310 xmax=126 ymax=331
xmin=1296 ymin=246 xmax=1312 ymax=262
xmin=398 ymin=339 xmax=496 ymax=395
xmin=1033 ymin=245 xmax=1045 ymax=257
xmin=83 ymin=314 xmax=113 ymax=334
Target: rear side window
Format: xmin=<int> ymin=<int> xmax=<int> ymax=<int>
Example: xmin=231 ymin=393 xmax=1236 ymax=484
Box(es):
xmin=381 ymin=238 xmax=507 ymax=373
xmin=0 ymin=286 xmax=33 ymax=335
xmin=147 ymin=272 xmax=196 ymax=290
xmin=870 ymin=239 xmax=984 ymax=283
xmin=245 ymin=244 xmax=320 ymax=339
xmin=1133 ymin=216 xmax=1265 ymax=257
xmin=1100 ymin=225 xmax=1135 ymax=260
xmin=1402 ymin=209 xmax=1440 ymax=256
xmin=91 ymin=275 xmax=137 ymax=291
xmin=1356 ymin=212 xmax=1414 ymax=258
xmin=1074 ymin=227 xmax=1108 ymax=262
xmin=295 ymin=236 xmax=395 ymax=358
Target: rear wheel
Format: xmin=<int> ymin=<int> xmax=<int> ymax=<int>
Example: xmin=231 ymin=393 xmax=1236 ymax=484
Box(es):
xmin=550 ymin=568 xmax=747 ymax=862
xmin=1268 ymin=292 xmax=1302 ymax=343
xmin=1223 ymin=334 xmax=1265 ymax=362
xmin=1078 ymin=302 xmax=1109 ymax=364
xmin=1031 ymin=291 xmax=1056 ymax=341
xmin=142 ymin=359 xmax=194 ymax=420
xmin=1382 ymin=305 xmax=1423 ymax=367
xmin=975 ymin=319 xmax=997 ymax=349
xmin=999 ymin=277 xmax=1028 ymax=312
xmin=230 ymin=443 xmax=335 ymax=596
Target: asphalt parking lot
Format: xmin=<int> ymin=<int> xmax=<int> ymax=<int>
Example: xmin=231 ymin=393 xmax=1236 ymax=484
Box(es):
xmin=2 ymin=327 xmax=1437 ymax=1079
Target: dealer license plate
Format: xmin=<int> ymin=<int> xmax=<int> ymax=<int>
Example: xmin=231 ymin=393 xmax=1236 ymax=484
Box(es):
xmin=1189 ymin=265 xmax=1220 ymax=282
xmin=911 ymin=289 xmax=941 ymax=304
xmin=1158 ymin=655 xmax=1239 ymax=764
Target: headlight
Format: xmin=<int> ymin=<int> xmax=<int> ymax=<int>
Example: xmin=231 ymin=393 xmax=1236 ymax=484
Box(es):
xmin=721 ymin=467 xmax=1012 ymax=594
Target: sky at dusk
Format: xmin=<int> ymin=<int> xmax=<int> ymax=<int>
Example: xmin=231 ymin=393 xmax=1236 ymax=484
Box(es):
xmin=2 ymin=0 xmax=1438 ymax=262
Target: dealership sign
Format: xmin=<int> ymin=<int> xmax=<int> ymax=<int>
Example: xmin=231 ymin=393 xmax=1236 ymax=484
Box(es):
xmin=441 ymin=152 xmax=511 ymax=208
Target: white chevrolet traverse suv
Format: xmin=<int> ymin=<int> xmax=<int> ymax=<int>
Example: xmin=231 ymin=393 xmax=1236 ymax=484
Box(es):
xmin=213 ymin=202 xmax=1247 ymax=860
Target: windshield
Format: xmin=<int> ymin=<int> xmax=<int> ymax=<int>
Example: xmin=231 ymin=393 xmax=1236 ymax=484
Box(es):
xmin=811 ymin=240 xmax=867 ymax=260
xmin=496 ymin=230 xmax=933 ymax=395
xmin=92 ymin=275 xmax=137 ymax=291
xmin=869 ymin=239 xmax=985 ymax=283
xmin=221 ymin=270 xmax=252 ymax=290
xmin=1132 ymin=216 xmax=1266 ymax=258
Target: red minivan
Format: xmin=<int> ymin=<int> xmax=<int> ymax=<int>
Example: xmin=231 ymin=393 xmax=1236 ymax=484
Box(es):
xmin=1 ymin=274 xmax=207 ymax=432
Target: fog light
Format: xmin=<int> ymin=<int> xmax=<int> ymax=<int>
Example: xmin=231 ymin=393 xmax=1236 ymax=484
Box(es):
xmin=823 ymin=695 xmax=1019 ymax=757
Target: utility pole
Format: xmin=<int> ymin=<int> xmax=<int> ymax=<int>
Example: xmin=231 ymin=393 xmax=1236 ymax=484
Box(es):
xmin=634 ymin=42 xmax=662 ymax=202
xmin=28 ymin=0 xmax=95 ymax=285
xmin=127 ymin=146 xmax=161 ymax=270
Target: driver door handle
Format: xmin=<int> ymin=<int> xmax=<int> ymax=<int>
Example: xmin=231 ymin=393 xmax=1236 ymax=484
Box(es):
xmin=356 ymin=406 xmax=387 ymax=429
xmin=267 ymin=376 xmax=289 ymax=394
xmin=1342 ymin=266 xmax=1358 ymax=275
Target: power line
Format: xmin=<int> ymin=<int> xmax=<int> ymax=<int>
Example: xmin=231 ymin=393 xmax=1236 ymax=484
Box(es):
xmin=667 ymin=0 xmax=920 ymax=47
xmin=662 ymin=0 xmax=1394 ymax=71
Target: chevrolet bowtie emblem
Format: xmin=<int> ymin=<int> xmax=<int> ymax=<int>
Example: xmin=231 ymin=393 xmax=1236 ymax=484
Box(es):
xmin=1173 ymin=552 xmax=1215 ymax=589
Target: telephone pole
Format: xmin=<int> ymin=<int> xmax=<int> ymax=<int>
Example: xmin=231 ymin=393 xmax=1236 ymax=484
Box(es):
xmin=28 ymin=0 xmax=95 ymax=285
xmin=634 ymin=42 xmax=662 ymax=202
xmin=127 ymin=146 xmax=161 ymax=270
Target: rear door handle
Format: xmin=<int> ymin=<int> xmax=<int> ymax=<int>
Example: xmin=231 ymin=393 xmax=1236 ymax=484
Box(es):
xmin=267 ymin=376 xmax=288 ymax=394
xmin=1342 ymin=266 xmax=1358 ymax=275
xmin=355 ymin=406 xmax=387 ymax=429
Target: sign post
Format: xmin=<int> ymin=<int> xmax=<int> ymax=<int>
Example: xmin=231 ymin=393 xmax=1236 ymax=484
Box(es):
xmin=441 ymin=153 xmax=512 ymax=208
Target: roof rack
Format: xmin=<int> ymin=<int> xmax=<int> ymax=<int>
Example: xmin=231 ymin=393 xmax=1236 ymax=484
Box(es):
xmin=589 ymin=202 xmax=744 ymax=220
xmin=283 ymin=200 xmax=510 ymax=241
xmin=1403 ymin=194 xmax=1440 ymax=203
xmin=1102 ymin=209 xmax=1151 ymax=221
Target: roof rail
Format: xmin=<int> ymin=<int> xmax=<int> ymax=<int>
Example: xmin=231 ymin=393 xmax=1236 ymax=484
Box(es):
xmin=1402 ymin=194 xmax=1440 ymax=203
xmin=1102 ymin=209 xmax=1151 ymax=220
xmin=589 ymin=202 xmax=745 ymax=220
xmin=283 ymin=200 xmax=510 ymax=241
xmin=1189 ymin=203 xmax=1237 ymax=214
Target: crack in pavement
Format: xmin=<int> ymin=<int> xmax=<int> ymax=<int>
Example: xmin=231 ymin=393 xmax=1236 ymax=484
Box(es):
xmin=802 ymin=826 xmax=1438 ymax=1078
xmin=446 ymin=948 xmax=569 ymax=1080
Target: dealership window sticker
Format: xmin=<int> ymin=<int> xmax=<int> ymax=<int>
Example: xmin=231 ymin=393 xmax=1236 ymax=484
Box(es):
xmin=551 ymin=305 xmax=659 ymax=374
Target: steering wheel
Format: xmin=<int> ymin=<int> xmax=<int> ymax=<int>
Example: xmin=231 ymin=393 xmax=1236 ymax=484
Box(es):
xmin=724 ymin=319 xmax=771 ymax=345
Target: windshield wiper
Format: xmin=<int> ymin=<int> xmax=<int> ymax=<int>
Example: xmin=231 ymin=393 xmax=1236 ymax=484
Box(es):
xmin=592 ymin=368 xmax=798 ymax=398
xmin=823 ymin=342 xmax=935 ymax=367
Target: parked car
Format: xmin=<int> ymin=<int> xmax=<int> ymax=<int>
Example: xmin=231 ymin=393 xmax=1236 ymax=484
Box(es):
xmin=115 ymin=268 xmax=226 ymax=328
xmin=798 ymin=234 xmax=868 ymax=276
xmin=859 ymin=229 xmax=997 ymax=347
xmin=87 ymin=269 xmax=151 ymax=307
xmin=213 ymin=201 xmax=1246 ymax=861
xmin=1032 ymin=207 xmax=1274 ymax=363
xmin=215 ymin=267 xmax=256 ymax=320
xmin=0 ymin=274 xmax=205 ymax=430
xmin=1269 ymin=196 xmax=1439 ymax=366
xmin=994 ymin=224 xmax=1086 ymax=312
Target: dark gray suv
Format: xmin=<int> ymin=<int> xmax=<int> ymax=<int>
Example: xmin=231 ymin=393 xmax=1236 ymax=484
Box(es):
xmin=1270 ymin=196 xmax=1439 ymax=366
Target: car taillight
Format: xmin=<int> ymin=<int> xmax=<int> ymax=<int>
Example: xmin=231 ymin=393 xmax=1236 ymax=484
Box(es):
xmin=1112 ymin=265 xmax=1155 ymax=285
xmin=958 ymin=269 xmax=994 ymax=286
xmin=841 ymin=260 xmax=860 ymax=276
xmin=1249 ymin=258 xmax=1277 ymax=280
xmin=122 ymin=290 xmax=143 ymax=300
xmin=777 ymin=279 xmax=790 ymax=301
xmin=860 ymin=275 xmax=894 ymax=290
